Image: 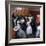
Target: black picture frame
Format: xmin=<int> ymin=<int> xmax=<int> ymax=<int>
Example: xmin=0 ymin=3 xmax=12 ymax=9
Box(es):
xmin=5 ymin=1 xmax=45 ymax=46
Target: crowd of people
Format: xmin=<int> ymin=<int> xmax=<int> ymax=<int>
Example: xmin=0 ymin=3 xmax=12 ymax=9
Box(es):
xmin=12 ymin=15 xmax=40 ymax=38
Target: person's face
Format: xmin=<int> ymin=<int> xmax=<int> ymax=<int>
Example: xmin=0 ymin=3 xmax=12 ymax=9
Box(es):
xmin=26 ymin=22 xmax=30 ymax=26
xmin=13 ymin=23 xmax=21 ymax=31
xmin=13 ymin=20 xmax=20 ymax=31
xmin=28 ymin=17 xmax=32 ymax=23
xmin=36 ymin=15 xmax=40 ymax=24
xmin=20 ymin=18 xmax=25 ymax=24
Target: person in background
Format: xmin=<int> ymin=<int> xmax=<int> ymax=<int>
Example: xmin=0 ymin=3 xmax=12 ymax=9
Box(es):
xmin=13 ymin=19 xmax=26 ymax=38
xmin=36 ymin=14 xmax=40 ymax=38
xmin=26 ymin=17 xmax=33 ymax=38
xmin=20 ymin=17 xmax=27 ymax=33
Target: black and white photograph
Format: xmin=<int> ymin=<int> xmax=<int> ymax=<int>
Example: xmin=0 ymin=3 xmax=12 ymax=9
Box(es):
xmin=5 ymin=1 xmax=45 ymax=45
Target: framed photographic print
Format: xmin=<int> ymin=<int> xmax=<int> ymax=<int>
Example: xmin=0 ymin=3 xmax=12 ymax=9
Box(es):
xmin=5 ymin=1 xmax=45 ymax=46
